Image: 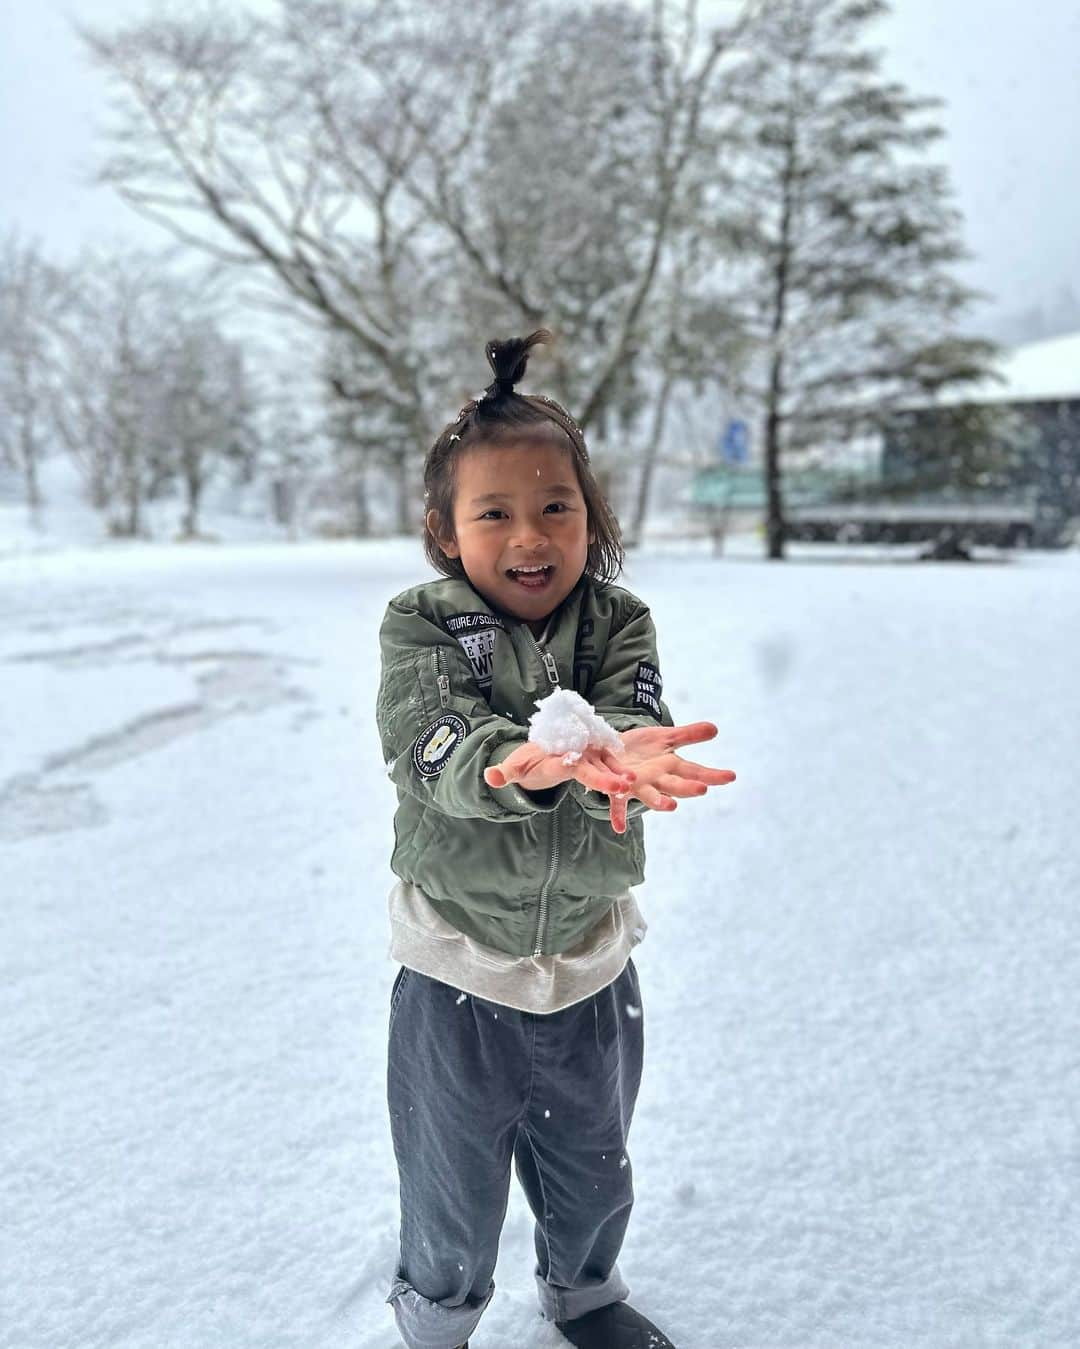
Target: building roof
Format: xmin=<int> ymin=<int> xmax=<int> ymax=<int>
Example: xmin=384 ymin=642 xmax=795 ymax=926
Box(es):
xmin=940 ymin=330 xmax=1080 ymax=406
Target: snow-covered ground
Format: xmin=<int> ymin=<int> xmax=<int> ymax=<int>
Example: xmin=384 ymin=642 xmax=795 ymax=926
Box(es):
xmin=2 ymin=538 xmax=1078 ymax=1349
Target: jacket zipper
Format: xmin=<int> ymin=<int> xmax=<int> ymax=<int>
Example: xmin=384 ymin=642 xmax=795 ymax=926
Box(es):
xmin=526 ymin=628 xmax=560 ymax=689
xmin=534 ymin=812 xmax=560 ymax=956
xmin=527 ymin=629 xmax=560 ymax=955
xmin=433 ymin=648 xmax=449 ymax=707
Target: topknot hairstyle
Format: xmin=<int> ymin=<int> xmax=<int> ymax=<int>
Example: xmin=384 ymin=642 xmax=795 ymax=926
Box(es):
xmin=423 ymin=329 xmax=624 ymax=584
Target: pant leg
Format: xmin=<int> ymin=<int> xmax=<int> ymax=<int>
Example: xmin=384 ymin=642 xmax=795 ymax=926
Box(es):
xmin=386 ymin=968 xmax=532 ymax=1349
xmin=514 ymin=957 xmax=645 ymax=1323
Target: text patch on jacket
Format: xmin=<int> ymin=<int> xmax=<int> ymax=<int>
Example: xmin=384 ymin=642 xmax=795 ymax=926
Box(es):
xmin=633 ymin=661 xmax=663 ymax=719
xmin=445 ymin=612 xmax=505 ymax=692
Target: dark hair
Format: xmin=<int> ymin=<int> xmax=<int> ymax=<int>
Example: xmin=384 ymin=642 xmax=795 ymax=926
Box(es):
xmin=423 ymin=329 xmax=623 ymax=584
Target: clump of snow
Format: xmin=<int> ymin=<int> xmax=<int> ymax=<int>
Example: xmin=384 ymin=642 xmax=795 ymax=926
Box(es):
xmin=527 ymin=687 xmax=623 ymax=764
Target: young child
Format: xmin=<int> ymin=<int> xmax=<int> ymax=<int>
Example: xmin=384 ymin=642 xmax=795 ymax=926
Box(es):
xmin=376 ymin=330 xmax=735 ymax=1349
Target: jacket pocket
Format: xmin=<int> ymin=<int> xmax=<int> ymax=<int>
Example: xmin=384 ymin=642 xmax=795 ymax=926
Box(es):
xmin=433 ymin=644 xmax=489 ymax=718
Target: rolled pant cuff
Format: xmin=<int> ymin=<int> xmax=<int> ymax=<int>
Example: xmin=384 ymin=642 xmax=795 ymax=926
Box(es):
xmin=535 ymin=1264 xmax=630 ymax=1322
xmin=387 ymin=1276 xmax=494 ymax=1349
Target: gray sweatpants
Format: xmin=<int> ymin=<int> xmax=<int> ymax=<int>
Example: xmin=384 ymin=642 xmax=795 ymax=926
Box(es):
xmin=386 ymin=959 xmax=644 ymax=1349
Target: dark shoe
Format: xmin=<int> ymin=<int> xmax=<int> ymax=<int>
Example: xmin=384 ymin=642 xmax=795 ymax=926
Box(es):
xmin=556 ymin=1301 xmax=675 ymax=1349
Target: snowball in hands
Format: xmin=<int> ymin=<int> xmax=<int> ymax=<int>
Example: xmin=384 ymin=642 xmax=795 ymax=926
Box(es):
xmin=527 ymin=688 xmax=623 ymax=765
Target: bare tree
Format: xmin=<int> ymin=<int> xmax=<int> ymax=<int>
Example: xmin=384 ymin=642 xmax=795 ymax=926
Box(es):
xmin=79 ymin=1 xmax=469 ymax=530
xmin=79 ymin=0 xmax=757 ymax=531
xmin=0 ymin=233 xmax=73 ymax=521
xmin=51 ymin=251 xmax=175 ymax=536
xmin=375 ymin=0 xmax=760 ymax=436
xmin=158 ymin=321 xmax=261 ymax=538
xmin=623 ymin=218 xmax=753 ymax=546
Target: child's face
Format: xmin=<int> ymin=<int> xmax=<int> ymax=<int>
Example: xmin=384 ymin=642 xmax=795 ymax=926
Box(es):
xmin=431 ymin=442 xmax=593 ymax=632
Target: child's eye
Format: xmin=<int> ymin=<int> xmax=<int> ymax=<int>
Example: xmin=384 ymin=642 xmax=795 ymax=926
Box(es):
xmin=544 ymin=502 xmax=569 ymax=513
xmin=479 ymin=509 xmax=506 ymax=520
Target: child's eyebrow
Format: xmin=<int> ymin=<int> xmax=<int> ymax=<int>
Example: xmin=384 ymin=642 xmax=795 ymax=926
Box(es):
xmin=469 ymin=483 xmax=579 ymax=506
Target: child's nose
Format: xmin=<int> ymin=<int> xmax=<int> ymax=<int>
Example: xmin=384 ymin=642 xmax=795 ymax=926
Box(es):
xmin=511 ymin=516 xmax=550 ymax=550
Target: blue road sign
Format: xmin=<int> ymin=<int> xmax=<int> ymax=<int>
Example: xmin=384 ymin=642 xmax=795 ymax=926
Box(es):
xmin=719 ymin=419 xmax=750 ymax=465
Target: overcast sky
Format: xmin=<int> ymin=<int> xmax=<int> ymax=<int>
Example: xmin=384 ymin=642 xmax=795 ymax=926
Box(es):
xmin=3 ymin=0 xmax=1079 ymax=333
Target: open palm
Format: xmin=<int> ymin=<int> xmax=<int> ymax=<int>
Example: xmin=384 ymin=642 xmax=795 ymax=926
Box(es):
xmin=484 ymin=720 xmax=735 ymax=834
xmin=597 ymin=722 xmax=736 ymax=833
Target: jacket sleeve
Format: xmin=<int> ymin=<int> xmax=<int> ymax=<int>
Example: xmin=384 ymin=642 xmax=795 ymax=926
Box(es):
xmin=376 ymin=599 xmax=569 ymax=821
xmin=568 ymin=599 xmax=675 ymax=821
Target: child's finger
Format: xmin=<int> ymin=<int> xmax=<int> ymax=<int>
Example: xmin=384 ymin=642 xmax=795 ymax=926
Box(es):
xmin=600 ymin=747 xmax=635 ymax=781
xmin=670 ymin=759 xmax=736 ymax=785
xmin=609 ymin=792 xmax=628 ymax=835
xmin=486 ymin=749 xmax=532 ymax=787
xmin=655 ymin=772 xmax=708 ymax=798
xmin=575 ymin=760 xmax=634 ymax=796
xmin=637 ymin=784 xmax=677 ymax=812
xmin=664 ymin=721 xmax=719 ymax=749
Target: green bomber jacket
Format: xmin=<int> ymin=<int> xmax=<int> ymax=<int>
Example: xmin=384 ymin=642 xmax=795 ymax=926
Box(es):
xmin=375 ymin=572 xmax=674 ymax=957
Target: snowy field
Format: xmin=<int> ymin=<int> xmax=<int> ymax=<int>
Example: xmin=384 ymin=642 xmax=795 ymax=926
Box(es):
xmin=2 ymin=537 xmax=1078 ymax=1349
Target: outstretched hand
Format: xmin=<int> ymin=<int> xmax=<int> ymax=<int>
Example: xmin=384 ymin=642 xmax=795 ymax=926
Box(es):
xmin=595 ymin=721 xmax=735 ymax=833
xmin=483 ymin=721 xmax=735 ymax=834
xmin=484 ymin=741 xmax=635 ymax=799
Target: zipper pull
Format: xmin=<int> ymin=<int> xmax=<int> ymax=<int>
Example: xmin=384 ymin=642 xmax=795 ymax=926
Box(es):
xmin=541 ymin=651 xmax=559 ymax=686
xmin=436 ymin=674 xmax=450 ymax=707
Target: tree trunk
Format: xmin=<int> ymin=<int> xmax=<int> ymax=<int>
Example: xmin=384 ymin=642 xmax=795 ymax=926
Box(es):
xmin=181 ymin=468 xmax=202 ymax=538
xmin=764 ymin=383 xmax=784 ymax=560
xmin=393 ymin=449 xmax=411 ymax=535
xmin=763 ymin=117 xmax=798 ymax=561
xmin=21 ymin=422 xmax=44 ymax=532
xmin=125 ymin=458 xmax=141 ymax=537
xmin=354 ymin=467 xmax=371 ymax=538
xmin=626 ymin=371 xmax=675 ymax=548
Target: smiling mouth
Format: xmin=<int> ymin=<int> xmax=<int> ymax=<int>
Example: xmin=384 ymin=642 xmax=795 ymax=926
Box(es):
xmin=507 ymin=564 xmax=555 ymax=591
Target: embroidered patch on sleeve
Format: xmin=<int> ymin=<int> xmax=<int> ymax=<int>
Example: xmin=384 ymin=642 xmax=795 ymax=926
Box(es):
xmin=413 ymin=713 xmax=470 ymax=778
xmin=633 ymin=660 xmax=663 ymax=719
xmin=444 ymin=612 xmax=504 ymax=690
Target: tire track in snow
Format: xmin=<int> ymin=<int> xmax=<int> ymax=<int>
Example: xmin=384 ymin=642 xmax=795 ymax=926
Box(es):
xmin=1 ymin=641 xmax=315 ymax=842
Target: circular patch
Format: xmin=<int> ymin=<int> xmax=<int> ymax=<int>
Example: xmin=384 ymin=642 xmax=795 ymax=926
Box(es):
xmin=413 ymin=713 xmax=470 ymax=778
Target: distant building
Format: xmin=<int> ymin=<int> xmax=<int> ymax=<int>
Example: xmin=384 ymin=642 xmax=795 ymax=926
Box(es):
xmin=690 ymin=333 xmax=1080 ymax=549
xmin=882 ymin=330 xmax=1080 ymax=532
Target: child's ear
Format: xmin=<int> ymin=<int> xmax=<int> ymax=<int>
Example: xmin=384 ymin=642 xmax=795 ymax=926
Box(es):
xmin=426 ymin=508 xmax=460 ymax=558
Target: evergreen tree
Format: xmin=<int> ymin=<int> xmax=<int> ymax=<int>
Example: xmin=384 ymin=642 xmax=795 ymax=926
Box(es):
xmin=719 ymin=0 xmax=998 ymax=557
